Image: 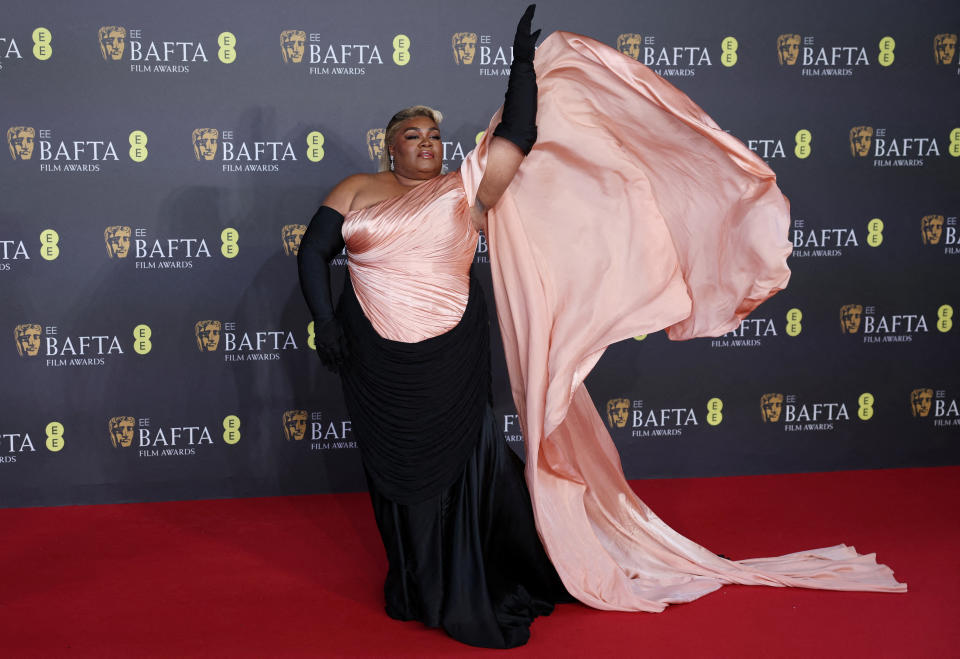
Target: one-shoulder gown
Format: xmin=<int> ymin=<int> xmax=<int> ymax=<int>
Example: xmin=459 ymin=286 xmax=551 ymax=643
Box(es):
xmin=333 ymin=31 xmax=905 ymax=650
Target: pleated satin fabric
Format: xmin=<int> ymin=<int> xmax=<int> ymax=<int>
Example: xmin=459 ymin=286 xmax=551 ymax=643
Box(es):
xmin=458 ymin=31 xmax=906 ymax=611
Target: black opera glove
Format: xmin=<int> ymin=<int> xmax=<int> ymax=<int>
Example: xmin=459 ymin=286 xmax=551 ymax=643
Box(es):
xmin=297 ymin=205 xmax=349 ymax=373
xmin=492 ymin=4 xmax=540 ymax=155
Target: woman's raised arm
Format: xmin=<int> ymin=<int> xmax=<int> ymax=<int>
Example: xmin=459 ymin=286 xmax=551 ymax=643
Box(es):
xmin=474 ymin=5 xmax=540 ymax=213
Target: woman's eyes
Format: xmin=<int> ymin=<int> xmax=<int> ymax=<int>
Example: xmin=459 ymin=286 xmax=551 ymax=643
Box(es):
xmin=404 ymin=134 xmax=442 ymax=140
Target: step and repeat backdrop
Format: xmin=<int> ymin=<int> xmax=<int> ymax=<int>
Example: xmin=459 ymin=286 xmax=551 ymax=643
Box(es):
xmin=2 ymin=0 xmax=958 ymax=507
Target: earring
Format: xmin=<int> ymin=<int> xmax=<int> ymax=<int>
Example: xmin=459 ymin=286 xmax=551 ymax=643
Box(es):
xmin=389 ymin=154 xmax=395 ymax=171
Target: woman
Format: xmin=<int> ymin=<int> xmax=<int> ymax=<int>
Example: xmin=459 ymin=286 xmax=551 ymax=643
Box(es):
xmin=299 ymin=5 xmax=904 ymax=649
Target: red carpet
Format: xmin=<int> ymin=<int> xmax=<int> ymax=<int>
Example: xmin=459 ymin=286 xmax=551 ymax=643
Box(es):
xmin=1 ymin=467 xmax=957 ymax=658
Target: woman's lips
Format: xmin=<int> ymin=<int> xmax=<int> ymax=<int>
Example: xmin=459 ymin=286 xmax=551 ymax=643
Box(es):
xmin=418 ymin=151 xmax=435 ymax=158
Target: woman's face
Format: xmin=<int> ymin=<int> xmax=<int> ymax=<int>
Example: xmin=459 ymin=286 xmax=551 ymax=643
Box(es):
xmin=389 ymin=116 xmax=442 ymax=180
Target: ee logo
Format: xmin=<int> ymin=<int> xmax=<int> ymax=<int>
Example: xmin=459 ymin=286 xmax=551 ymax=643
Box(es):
xmin=40 ymin=229 xmax=60 ymax=261
xmin=794 ymin=130 xmax=811 ymax=159
xmin=706 ymin=398 xmax=723 ymax=426
xmin=720 ymin=37 xmax=738 ymax=67
xmin=129 ymin=130 xmax=148 ymax=162
xmin=857 ymin=393 xmax=875 ymax=421
xmin=307 ymin=131 xmax=324 ymax=162
xmin=785 ymin=308 xmax=802 ymax=336
xmin=937 ymin=305 xmax=953 ymax=333
xmin=393 ymin=34 xmax=410 ymax=66
xmin=223 ymin=415 xmax=241 ymax=444
xmin=45 ymin=422 xmax=65 ymax=452
xmin=221 ymin=227 xmax=239 ymax=258
xmin=218 ymin=32 xmax=237 ymax=64
xmin=878 ymin=36 xmax=895 ymax=67
xmin=33 ymin=27 xmax=52 ymax=60
xmin=867 ymin=218 xmax=883 ymax=247
xmin=133 ymin=324 xmax=152 ymax=355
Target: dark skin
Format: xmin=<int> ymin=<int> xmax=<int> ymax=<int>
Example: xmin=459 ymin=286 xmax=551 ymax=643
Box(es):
xmin=322 ymin=115 xmax=525 ymax=231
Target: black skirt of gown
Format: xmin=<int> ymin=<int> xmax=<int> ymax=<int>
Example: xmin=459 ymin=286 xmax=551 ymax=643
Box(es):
xmin=338 ymin=270 xmax=569 ymax=649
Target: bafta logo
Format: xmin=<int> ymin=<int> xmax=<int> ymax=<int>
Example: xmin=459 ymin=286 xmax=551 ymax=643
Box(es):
xmin=910 ymin=388 xmax=933 ymax=417
xmin=7 ymin=126 xmax=35 ymax=160
xmin=14 ymin=323 xmax=41 ymax=357
xmin=195 ymin=320 xmax=222 ymax=351
xmin=616 ymin=34 xmax=642 ymax=61
xmin=98 ymin=26 xmax=126 ymax=60
xmin=921 ymin=214 xmax=945 ymax=245
xmin=452 ymin=32 xmax=478 ymax=65
xmin=192 ymin=128 xmax=219 ymax=161
xmin=849 ymin=126 xmax=873 ymax=157
xmin=366 ymin=128 xmax=385 ymax=162
xmin=281 ymin=29 xmax=306 ymax=64
xmin=282 ymin=410 xmax=307 ymax=441
xmin=840 ymin=304 xmax=863 ymax=334
xmin=760 ymin=393 xmax=784 ymax=423
xmin=104 ymin=225 xmax=132 ymax=258
xmin=281 ymin=224 xmax=306 ymax=256
xmin=777 ymin=34 xmax=801 ymax=65
xmin=108 ymin=416 xmax=135 ymax=448
xmin=934 ymin=33 xmax=957 ymax=64
xmin=605 ymin=398 xmax=630 ymax=429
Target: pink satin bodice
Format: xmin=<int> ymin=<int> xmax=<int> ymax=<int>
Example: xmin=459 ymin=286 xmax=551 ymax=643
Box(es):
xmin=342 ymin=173 xmax=478 ymax=343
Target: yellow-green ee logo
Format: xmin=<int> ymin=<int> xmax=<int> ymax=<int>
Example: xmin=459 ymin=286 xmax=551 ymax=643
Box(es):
xmin=937 ymin=304 xmax=953 ymax=333
xmin=40 ymin=229 xmax=60 ymax=261
xmin=794 ymin=130 xmax=811 ymax=159
xmin=45 ymin=421 xmax=65 ymax=452
xmin=785 ymin=308 xmax=802 ymax=336
xmin=720 ymin=37 xmax=738 ymax=67
xmin=706 ymin=397 xmax=723 ymax=426
xmin=129 ymin=130 xmax=148 ymax=162
xmin=306 ymin=131 xmax=324 ymax=162
xmin=221 ymin=227 xmax=239 ymax=258
xmin=866 ymin=218 xmax=883 ymax=247
xmin=32 ymin=27 xmax=52 ymax=60
xmin=133 ymin=324 xmax=152 ymax=354
xmin=223 ymin=415 xmax=241 ymax=444
xmin=878 ymin=36 xmax=895 ymax=67
xmin=218 ymin=32 xmax=237 ymax=64
xmin=857 ymin=392 xmax=875 ymax=420
xmin=393 ymin=34 xmax=410 ymax=66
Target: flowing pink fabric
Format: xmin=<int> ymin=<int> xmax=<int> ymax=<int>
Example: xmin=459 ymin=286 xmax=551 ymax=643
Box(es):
xmin=460 ymin=32 xmax=906 ymax=610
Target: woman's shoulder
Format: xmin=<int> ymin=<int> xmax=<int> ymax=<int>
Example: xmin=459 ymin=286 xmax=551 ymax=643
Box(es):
xmin=323 ymin=172 xmax=394 ymax=215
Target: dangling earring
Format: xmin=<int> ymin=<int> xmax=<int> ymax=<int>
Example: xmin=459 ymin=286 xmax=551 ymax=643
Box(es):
xmin=441 ymin=162 xmax=448 ymax=175
xmin=389 ymin=154 xmax=395 ymax=171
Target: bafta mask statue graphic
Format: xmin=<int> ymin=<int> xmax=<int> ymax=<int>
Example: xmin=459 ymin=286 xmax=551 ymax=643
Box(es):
xmin=98 ymin=26 xmax=126 ymax=60
xmin=192 ymin=128 xmax=219 ymax=161
xmin=104 ymin=225 xmax=132 ymax=258
xmin=7 ymin=126 xmax=35 ymax=160
xmin=14 ymin=323 xmax=41 ymax=357
xmin=281 ymin=224 xmax=307 ymax=256
xmin=616 ymin=33 xmax=642 ymax=61
xmin=452 ymin=32 xmax=478 ymax=65
xmin=281 ymin=29 xmax=306 ymax=64
xmin=777 ymin=34 xmax=801 ymax=65
xmin=109 ymin=416 xmax=135 ymax=448
xmin=840 ymin=304 xmax=863 ymax=334
xmin=849 ymin=126 xmax=873 ymax=157
xmin=195 ymin=320 xmax=222 ymax=351
xmin=282 ymin=410 xmax=308 ymax=441
xmin=760 ymin=393 xmax=784 ymax=423
xmin=910 ymin=388 xmax=933 ymax=417
xmin=366 ymin=128 xmax=385 ymax=162
xmin=934 ymin=33 xmax=957 ymax=65
xmin=921 ymin=214 xmax=944 ymax=245
xmin=605 ymin=398 xmax=630 ymax=429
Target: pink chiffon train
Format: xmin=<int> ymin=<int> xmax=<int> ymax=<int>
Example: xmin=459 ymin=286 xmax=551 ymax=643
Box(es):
xmin=460 ymin=32 xmax=906 ymax=611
